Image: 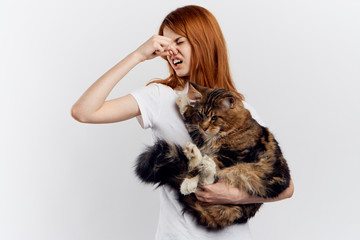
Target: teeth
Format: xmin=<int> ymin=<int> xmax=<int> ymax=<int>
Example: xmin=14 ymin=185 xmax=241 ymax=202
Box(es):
xmin=173 ymin=59 xmax=182 ymax=65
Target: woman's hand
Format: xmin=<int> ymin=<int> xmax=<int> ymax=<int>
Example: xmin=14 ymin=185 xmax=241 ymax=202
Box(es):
xmin=133 ymin=35 xmax=178 ymax=62
xmin=195 ymin=179 xmax=249 ymax=205
xmin=72 ymin=34 xmax=180 ymax=123
xmin=195 ymin=179 xmax=294 ymax=205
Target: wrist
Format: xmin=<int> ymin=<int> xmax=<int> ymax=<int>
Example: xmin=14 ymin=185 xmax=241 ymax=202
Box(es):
xmin=129 ymin=50 xmax=146 ymax=63
xmin=233 ymin=188 xmax=252 ymax=204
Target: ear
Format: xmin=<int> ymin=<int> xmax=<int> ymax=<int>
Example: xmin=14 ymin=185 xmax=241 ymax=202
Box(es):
xmin=190 ymin=82 xmax=210 ymax=93
xmin=221 ymin=97 xmax=236 ymax=109
xmin=188 ymin=82 xmax=203 ymax=101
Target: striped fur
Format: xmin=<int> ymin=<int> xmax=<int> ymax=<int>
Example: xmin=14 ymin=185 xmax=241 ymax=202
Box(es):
xmin=135 ymin=83 xmax=291 ymax=230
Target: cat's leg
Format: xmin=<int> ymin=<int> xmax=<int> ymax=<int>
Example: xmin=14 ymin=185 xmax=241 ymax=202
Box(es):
xmin=183 ymin=142 xmax=202 ymax=171
xmin=203 ymin=205 xmax=243 ymax=229
xmin=180 ymin=142 xmax=202 ymax=195
xmin=199 ymin=155 xmax=217 ymax=185
xmin=183 ymin=196 xmax=242 ymax=229
xmin=176 ymin=94 xmax=190 ymax=116
xmin=181 ymin=175 xmax=200 ymax=195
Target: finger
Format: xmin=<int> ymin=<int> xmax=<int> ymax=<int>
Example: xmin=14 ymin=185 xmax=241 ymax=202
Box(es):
xmin=155 ymin=35 xmax=173 ymax=42
xmin=195 ymin=193 xmax=206 ymax=202
xmin=195 ymin=189 xmax=210 ymax=199
xmin=198 ymin=184 xmax=211 ymax=192
xmin=195 ymin=190 xmax=205 ymax=198
xmin=195 ymin=193 xmax=212 ymax=203
xmin=155 ymin=37 xmax=178 ymax=54
xmin=166 ymin=42 xmax=178 ymax=55
xmin=153 ymin=45 xmax=165 ymax=55
xmin=155 ymin=38 xmax=172 ymax=49
xmin=167 ymin=43 xmax=178 ymax=55
xmin=158 ymin=50 xmax=172 ymax=57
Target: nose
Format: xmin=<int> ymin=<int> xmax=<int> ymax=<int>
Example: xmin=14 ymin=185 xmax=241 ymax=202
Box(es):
xmin=169 ymin=42 xmax=179 ymax=55
xmin=200 ymin=123 xmax=209 ymax=131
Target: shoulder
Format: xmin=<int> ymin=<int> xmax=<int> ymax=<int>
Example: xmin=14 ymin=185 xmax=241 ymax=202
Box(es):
xmin=130 ymin=83 xmax=174 ymax=129
xmin=132 ymin=83 xmax=159 ymax=95
xmin=132 ymin=83 xmax=174 ymax=98
xmin=153 ymin=83 xmax=175 ymax=94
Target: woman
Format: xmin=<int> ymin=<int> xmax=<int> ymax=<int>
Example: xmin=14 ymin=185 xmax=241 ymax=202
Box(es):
xmin=71 ymin=5 xmax=294 ymax=240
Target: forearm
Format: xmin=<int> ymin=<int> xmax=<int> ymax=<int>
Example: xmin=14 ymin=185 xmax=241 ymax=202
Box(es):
xmin=237 ymin=179 xmax=294 ymax=204
xmin=195 ymin=179 xmax=294 ymax=205
xmin=71 ymin=51 xmax=143 ymax=121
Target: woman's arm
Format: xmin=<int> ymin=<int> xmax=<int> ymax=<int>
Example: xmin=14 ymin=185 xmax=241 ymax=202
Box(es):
xmin=71 ymin=35 xmax=177 ymax=123
xmin=195 ymin=179 xmax=294 ymax=204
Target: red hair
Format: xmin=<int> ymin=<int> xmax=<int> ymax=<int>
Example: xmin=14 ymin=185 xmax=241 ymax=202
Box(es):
xmin=149 ymin=5 xmax=244 ymax=100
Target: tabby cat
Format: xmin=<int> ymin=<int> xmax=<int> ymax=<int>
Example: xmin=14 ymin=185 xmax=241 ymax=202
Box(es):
xmin=135 ymin=82 xmax=291 ymax=229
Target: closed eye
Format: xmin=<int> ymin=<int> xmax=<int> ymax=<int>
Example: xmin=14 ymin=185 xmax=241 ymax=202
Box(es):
xmin=175 ymin=36 xmax=186 ymax=45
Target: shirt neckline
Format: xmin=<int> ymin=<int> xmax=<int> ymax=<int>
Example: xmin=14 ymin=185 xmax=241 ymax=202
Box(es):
xmin=174 ymin=81 xmax=189 ymax=96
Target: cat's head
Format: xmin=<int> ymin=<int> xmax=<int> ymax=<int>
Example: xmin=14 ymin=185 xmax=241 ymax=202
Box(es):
xmin=187 ymin=82 xmax=249 ymax=138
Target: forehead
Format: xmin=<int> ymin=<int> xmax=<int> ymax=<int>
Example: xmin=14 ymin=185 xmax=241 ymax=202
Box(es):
xmin=163 ymin=27 xmax=186 ymax=41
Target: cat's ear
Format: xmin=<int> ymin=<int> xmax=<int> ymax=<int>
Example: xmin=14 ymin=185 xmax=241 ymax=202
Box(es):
xmin=190 ymin=82 xmax=206 ymax=90
xmin=188 ymin=82 xmax=204 ymax=100
xmin=221 ymin=97 xmax=236 ymax=109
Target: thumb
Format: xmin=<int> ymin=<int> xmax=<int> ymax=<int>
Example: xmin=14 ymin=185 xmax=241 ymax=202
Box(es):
xmin=198 ymin=184 xmax=212 ymax=192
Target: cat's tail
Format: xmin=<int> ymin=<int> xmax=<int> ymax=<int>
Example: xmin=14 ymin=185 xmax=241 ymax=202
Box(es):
xmin=134 ymin=140 xmax=188 ymax=188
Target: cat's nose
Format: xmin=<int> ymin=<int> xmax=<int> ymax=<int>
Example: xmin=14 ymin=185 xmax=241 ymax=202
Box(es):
xmin=200 ymin=124 xmax=209 ymax=131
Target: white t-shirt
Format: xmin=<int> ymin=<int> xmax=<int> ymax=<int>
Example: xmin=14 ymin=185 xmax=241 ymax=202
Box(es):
xmin=131 ymin=82 xmax=264 ymax=240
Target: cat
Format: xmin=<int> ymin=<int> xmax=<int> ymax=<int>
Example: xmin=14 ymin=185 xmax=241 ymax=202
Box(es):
xmin=135 ymin=82 xmax=291 ymax=230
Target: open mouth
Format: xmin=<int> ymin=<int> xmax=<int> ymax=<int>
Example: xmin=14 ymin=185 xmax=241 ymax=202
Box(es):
xmin=173 ymin=59 xmax=183 ymax=66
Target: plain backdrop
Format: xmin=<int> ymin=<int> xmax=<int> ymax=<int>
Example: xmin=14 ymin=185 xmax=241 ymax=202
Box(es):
xmin=1 ymin=0 xmax=360 ymax=239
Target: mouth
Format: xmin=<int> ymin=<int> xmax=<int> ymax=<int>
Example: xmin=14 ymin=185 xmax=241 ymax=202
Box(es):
xmin=173 ymin=59 xmax=183 ymax=66
xmin=200 ymin=129 xmax=212 ymax=136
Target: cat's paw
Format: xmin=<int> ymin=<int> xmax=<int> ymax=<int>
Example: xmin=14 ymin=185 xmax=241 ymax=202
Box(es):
xmin=184 ymin=142 xmax=202 ymax=169
xmin=199 ymin=155 xmax=217 ymax=185
xmin=176 ymin=94 xmax=189 ymax=115
xmin=180 ymin=176 xmax=199 ymax=195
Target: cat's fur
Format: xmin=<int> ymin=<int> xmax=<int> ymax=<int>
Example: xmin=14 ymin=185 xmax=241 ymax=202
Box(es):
xmin=135 ymin=82 xmax=291 ymax=230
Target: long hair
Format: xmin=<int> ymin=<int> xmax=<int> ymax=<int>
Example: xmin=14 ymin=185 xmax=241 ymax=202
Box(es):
xmin=148 ymin=5 xmax=244 ymax=100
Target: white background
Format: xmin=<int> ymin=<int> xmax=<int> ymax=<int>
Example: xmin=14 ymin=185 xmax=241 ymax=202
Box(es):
xmin=1 ymin=0 xmax=360 ymax=239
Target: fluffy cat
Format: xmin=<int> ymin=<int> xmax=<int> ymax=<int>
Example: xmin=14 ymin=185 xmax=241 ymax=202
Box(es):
xmin=135 ymin=82 xmax=291 ymax=229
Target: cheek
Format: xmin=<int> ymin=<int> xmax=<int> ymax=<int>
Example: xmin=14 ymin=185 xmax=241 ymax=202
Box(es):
xmin=187 ymin=52 xmax=192 ymax=63
xmin=166 ymin=56 xmax=174 ymax=67
xmin=183 ymin=46 xmax=192 ymax=62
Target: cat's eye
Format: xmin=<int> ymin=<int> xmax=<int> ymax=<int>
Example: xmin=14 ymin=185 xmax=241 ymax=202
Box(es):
xmin=211 ymin=116 xmax=218 ymax=121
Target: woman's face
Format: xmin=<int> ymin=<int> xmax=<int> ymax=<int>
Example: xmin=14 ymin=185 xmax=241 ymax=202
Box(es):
xmin=163 ymin=27 xmax=192 ymax=78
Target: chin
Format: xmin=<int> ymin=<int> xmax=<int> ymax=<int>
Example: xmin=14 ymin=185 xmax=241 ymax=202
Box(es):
xmin=175 ymin=70 xmax=190 ymax=78
xmin=201 ymin=130 xmax=219 ymax=139
xmin=176 ymin=73 xmax=187 ymax=78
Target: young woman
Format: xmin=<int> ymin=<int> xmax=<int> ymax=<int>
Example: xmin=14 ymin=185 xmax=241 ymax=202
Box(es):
xmin=71 ymin=5 xmax=294 ymax=240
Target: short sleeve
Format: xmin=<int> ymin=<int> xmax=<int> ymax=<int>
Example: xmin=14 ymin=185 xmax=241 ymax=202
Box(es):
xmin=243 ymin=101 xmax=266 ymax=127
xmin=130 ymin=84 xmax=163 ymax=129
